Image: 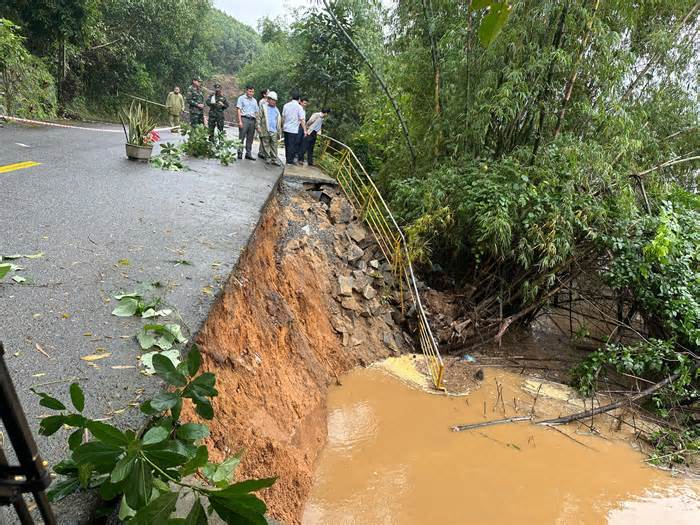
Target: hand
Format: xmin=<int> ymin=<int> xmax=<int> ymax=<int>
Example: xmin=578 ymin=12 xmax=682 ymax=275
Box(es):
xmin=238 ymin=121 xmax=243 ymax=129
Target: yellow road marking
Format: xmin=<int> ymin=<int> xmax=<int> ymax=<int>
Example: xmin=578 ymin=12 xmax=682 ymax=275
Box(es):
xmin=0 ymin=161 xmax=41 ymax=173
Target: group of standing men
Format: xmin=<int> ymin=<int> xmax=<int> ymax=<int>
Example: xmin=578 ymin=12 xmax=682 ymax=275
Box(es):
xmin=165 ymin=77 xmax=330 ymax=166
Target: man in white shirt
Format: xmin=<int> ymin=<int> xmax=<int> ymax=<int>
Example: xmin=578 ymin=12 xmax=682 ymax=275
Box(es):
xmin=236 ymin=85 xmax=258 ymax=160
xmin=300 ymin=108 xmax=330 ymax=166
xmin=282 ymin=92 xmax=307 ymax=165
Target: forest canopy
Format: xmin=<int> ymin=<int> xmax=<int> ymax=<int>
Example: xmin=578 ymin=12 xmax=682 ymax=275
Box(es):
xmin=0 ymin=0 xmax=260 ymax=117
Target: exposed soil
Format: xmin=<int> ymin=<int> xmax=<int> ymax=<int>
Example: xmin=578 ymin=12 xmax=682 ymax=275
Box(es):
xmin=186 ymin=181 xmax=409 ymax=523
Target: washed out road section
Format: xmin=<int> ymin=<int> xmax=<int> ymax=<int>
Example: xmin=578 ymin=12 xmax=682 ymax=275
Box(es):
xmin=0 ymin=123 xmax=281 ymax=477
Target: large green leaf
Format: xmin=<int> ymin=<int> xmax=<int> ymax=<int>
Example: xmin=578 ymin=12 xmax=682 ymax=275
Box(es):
xmin=209 ymin=492 xmax=268 ymax=525
xmin=112 ymin=297 xmax=139 ymax=317
xmin=73 ymin=441 xmax=123 ymax=469
xmin=47 ymin=477 xmax=80 ymax=502
xmin=203 ymin=453 xmax=242 ymax=486
xmin=187 ymin=346 xmax=202 ymax=376
xmin=130 ymin=491 xmax=179 ymax=525
xmin=39 ymin=415 xmax=67 ymax=436
xmin=70 ymin=383 xmax=85 ymax=412
xmin=153 ymin=353 xmax=187 ymax=387
xmin=142 ymin=426 xmax=170 ymax=445
xmin=111 ymin=452 xmax=137 ymax=483
xmin=34 ymin=391 xmax=66 ymax=411
xmin=142 ymin=441 xmax=189 ymax=468
xmin=478 ymin=2 xmax=511 ymax=47
xmin=176 ymin=423 xmax=209 ymax=442
xmin=125 ymin=458 xmax=153 ymax=510
xmin=87 ymin=421 xmax=130 ymax=447
xmin=150 ymin=392 xmax=180 ymax=411
xmin=217 ymin=477 xmax=277 ymax=496
xmin=180 ymin=445 xmax=208 ymax=476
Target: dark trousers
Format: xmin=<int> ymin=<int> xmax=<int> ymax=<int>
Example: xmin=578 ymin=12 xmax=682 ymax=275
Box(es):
xmin=238 ymin=117 xmax=255 ymax=156
xmin=208 ymin=115 xmax=224 ymax=139
xmin=300 ymin=131 xmax=318 ymax=165
xmin=284 ymin=131 xmax=297 ymax=164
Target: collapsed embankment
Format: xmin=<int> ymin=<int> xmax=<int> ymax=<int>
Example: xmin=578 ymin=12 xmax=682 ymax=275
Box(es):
xmin=188 ymin=180 xmax=410 ymax=523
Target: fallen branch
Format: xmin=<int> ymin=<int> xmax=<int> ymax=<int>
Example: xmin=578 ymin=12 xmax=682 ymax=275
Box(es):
xmin=451 ymin=415 xmax=531 ymax=432
xmin=536 ymin=373 xmax=679 ymax=426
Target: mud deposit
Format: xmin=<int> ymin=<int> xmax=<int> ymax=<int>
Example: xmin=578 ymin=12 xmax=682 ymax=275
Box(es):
xmin=304 ymin=366 xmax=700 ymax=524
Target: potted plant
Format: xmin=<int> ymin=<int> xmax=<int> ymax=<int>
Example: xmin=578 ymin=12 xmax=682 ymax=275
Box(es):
xmin=120 ymin=101 xmax=159 ymax=161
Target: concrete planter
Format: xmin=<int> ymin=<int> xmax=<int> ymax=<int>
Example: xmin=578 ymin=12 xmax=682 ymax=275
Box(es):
xmin=125 ymin=143 xmax=153 ymax=161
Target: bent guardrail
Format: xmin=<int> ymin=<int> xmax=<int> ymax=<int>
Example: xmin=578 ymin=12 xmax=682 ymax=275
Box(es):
xmin=318 ymin=136 xmax=445 ymax=390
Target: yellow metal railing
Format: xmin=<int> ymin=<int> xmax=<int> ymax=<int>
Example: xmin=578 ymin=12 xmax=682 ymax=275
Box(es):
xmin=318 ymin=136 xmax=445 ymax=390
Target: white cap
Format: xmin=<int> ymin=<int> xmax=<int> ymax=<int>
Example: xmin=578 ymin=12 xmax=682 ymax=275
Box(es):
xmin=267 ymin=91 xmax=278 ymax=101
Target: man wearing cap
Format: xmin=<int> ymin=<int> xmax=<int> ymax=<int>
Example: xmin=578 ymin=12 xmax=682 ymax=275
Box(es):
xmin=186 ymin=77 xmax=205 ymax=126
xmin=257 ymin=91 xmax=282 ymax=166
xmin=236 ymin=85 xmax=258 ymax=160
xmin=207 ymin=83 xmax=229 ymax=140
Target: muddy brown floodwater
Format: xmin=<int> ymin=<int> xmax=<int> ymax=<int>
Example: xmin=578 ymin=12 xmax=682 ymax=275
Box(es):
xmin=303 ymin=365 xmax=700 ymax=524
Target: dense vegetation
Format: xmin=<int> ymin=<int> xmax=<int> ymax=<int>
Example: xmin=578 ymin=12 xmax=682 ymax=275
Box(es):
xmin=0 ymin=0 xmax=260 ymax=118
xmin=246 ymin=0 xmax=699 ymax=461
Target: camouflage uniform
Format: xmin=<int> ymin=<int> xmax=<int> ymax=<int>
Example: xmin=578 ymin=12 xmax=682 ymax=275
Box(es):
xmin=207 ymin=92 xmax=229 ymax=139
xmin=186 ymin=85 xmax=204 ymax=126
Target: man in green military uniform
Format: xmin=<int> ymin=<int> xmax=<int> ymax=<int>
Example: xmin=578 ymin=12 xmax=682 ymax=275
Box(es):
xmin=207 ymin=83 xmax=229 ymax=140
xmin=186 ymin=77 xmax=205 ymax=126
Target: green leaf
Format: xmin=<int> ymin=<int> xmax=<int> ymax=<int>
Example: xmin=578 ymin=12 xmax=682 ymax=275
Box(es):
xmin=73 ymin=441 xmax=123 ymax=469
xmin=70 ymin=383 xmax=85 ymax=412
xmin=187 ymin=346 xmax=202 ymax=376
xmin=12 ymin=275 xmax=26 ymax=283
xmin=68 ymin=429 xmax=83 ymax=450
xmin=111 ymin=452 xmax=137 ymax=483
xmin=125 ymin=458 xmax=153 ymax=510
xmin=153 ymin=353 xmax=187 ymax=387
xmin=180 ymin=445 xmax=208 ymax=476
xmin=142 ymin=426 xmax=170 ymax=445
xmin=209 ymin=492 xmax=268 ymax=525
xmin=112 ymin=297 xmax=139 ymax=317
xmin=99 ymin=480 xmax=123 ymax=501
xmin=87 ymin=421 xmax=130 ymax=447
xmin=184 ymin=498 xmax=207 ymax=525
xmin=0 ymin=264 xmax=11 ymax=280
xmin=137 ymin=331 xmax=157 ymax=350
xmin=194 ymin=398 xmax=214 ymax=420
xmin=219 ymin=477 xmax=277 ymax=496
xmin=142 ymin=441 xmax=190 ymax=468
xmin=206 ymin=453 xmax=242 ymax=486
xmin=78 ymin=462 xmax=92 ymax=488
xmin=479 ymin=2 xmax=510 ymax=47
xmin=130 ymin=491 xmax=179 ymax=525
xmin=176 ymin=423 xmax=209 ymax=442
xmin=39 ymin=415 xmax=66 ymax=436
xmin=150 ymin=392 xmax=180 ymax=411
xmin=34 ymin=391 xmax=66 ymax=411
xmin=47 ymin=477 xmax=80 ymax=502
xmin=119 ymin=495 xmax=137 ymax=520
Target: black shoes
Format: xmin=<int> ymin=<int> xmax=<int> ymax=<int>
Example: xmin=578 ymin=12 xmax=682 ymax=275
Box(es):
xmin=245 ymin=154 xmax=256 ymax=161
xmin=237 ymin=152 xmax=243 ymax=160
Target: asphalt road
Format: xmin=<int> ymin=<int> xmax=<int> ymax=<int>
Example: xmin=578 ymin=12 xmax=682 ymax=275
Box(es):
xmin=0 ymin=121 xmax=281 ymax=522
